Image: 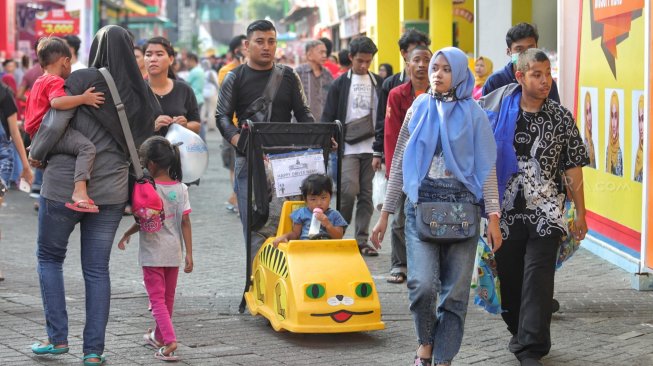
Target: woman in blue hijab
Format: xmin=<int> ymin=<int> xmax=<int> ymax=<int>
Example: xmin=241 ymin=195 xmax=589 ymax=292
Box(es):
xmin=371 ymin=47 xmax=502 ymax=366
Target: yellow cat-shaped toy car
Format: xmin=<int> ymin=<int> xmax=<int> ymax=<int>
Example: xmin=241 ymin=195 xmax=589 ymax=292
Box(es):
xmin=244 ymin=201 xmax=385 ymax=333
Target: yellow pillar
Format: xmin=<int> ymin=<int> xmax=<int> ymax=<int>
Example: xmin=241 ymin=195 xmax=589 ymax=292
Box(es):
xmin=367 ymin=0 xmax=400 ymax=73
xmin=399 ymin=0 xmax=422 ymax=71
xmin=512 ymin=0 xmax=532 ymax=26
xmin=429 ymin=0 xmax=453 ymax=51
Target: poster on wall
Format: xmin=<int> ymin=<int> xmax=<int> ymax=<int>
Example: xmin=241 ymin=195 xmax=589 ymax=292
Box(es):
xmin=631 ymin=90 xmax=645 ymax=183
xmin=580 ymin=87 xmax=599 ymax=169
xmin=575 ymin=0 xmax=645 ymax=255
xmin=604 ymin=88 xmax=625 ymax=177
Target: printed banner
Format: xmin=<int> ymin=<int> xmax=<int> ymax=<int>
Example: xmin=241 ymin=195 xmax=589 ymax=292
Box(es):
xmin=576 ymin=0 xmax=645 ymax=252
xmin=34 ymin=8 xmax=80 ymax=37
xmin=268 ymin=150 xmax=325 ymax=198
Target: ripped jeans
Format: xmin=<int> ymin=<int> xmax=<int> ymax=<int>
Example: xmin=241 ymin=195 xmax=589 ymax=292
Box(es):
xmin=406 ymin=178 xmax=480 ymax=364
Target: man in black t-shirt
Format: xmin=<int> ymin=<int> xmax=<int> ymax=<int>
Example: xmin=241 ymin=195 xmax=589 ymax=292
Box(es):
xmin=216 ymin=19 xmax=314 ymax=257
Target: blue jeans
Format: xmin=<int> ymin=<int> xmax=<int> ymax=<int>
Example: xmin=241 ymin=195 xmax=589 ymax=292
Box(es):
xmin=0 ymin=141 xmax=14 ymax=185
xmin=234 ymin=156 xmax=265 ymax=261
xmin=36 ymin=197 xmax=125 ymax=355
xmin=405 ymin=198 xmax=479 ymax=364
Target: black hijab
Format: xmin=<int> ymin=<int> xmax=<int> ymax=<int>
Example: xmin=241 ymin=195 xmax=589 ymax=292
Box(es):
xmin=88 ymin=25 xmax=159 ymax=148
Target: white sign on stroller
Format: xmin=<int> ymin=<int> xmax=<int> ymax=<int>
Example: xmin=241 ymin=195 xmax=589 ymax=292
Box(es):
xmin=268 ymin=149 xmax=325 ymax=198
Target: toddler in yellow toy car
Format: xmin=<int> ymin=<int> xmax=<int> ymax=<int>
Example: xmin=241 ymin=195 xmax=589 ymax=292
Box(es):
xmin=273 ymin=174 xmax=347 ymax=246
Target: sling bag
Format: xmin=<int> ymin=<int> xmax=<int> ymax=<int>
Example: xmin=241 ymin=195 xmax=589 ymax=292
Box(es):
xmin=344 ymin=79 xmax=375 ymax=144
xmin=99 ymin=67 xmax=164 ymax=232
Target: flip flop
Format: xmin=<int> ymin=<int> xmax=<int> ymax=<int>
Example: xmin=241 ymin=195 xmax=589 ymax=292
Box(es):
xmin=83 ymin=353 xmax=105 ymax=365
xmin=143 ymin=329 xmax=162 ymax=349
xmin=31 ymin=342 xmax=69 ymax=355
xmin=155 ymin=346 xmax=180 ymax=362
xmin=359 ymin=245 xmax=379 ymax=257
xmin=387 ymin=272 xmax=407 ymax=284
xmin=65 ymin=199 xmax=99 ymax=213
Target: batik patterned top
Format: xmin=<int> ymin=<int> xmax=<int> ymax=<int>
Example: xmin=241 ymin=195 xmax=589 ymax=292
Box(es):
xmin=501 ymin=99 xmax=589 ymax=239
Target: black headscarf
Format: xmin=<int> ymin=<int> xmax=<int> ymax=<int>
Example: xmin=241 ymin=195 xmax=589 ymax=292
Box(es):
xmin=88 ymin=25 xmax=159 ymax=147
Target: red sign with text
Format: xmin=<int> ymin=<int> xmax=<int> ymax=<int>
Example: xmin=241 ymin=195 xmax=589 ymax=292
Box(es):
xmin=34 ymin=8 xmax=79 ymax=37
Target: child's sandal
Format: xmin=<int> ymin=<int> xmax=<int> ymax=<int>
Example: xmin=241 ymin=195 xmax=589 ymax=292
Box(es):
xmin=154 ymin=346 xmax=180 ymax=362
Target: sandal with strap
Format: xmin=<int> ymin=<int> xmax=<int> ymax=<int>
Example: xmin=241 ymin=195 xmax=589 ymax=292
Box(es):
xmin=387 ymin=272 xmax=407 ymax=284
xmin=359 ymin=245 xmax=379 ymax=257
xmin=31 ymin=342 xmax=69 ymax=355
xmin=155 ymin=346 xmax=180 ymax=362
xmin=414 ymin=355 xmax=432 ymax=366
xmin=83 ymin=353 xmax=105 ymax=366
xmin=143 ymin=328 xmax=162 ymax=349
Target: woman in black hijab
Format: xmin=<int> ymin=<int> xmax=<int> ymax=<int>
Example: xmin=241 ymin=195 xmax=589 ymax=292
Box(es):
xmin=29 ymin=25 xmax=159 ymax=366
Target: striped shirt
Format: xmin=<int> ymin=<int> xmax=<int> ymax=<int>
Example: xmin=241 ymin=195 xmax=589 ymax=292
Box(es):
xmin=382 ymin=107 xmax=500 ymax=214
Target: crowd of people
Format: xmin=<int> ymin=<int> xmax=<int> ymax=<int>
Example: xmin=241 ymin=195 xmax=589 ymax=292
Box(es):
xmin=0 ymin=19 xmax=590 ymax=366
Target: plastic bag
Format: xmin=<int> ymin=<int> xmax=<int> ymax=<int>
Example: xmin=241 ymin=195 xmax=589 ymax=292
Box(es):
xmin=165 ymin=123 xmax=209 ymax=183
xmin=473 ymin=238 xmax=503 ymax=314
xmin=556 ymin=201 xmax=581 ymax=269
xmin=372 ymin=170 xmax=387 ymax=211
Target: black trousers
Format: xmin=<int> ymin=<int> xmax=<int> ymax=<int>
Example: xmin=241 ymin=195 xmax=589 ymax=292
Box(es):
xmin=495 ymin=223 xmax=561 ymax=361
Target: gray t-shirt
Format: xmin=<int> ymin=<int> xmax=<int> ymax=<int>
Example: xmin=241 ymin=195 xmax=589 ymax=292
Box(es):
xmin=40 ymin=69 xmax=130 ymax=204
xmin=138 ymin=181 xmax=191 ymax=267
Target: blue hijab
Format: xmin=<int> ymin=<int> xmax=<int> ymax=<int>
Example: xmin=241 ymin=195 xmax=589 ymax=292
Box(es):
xmin=403 ymin=47 xmax=497 ymax=203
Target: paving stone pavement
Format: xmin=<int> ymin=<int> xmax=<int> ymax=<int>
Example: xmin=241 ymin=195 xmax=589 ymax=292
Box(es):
xmin=1 ymin=129 xmax=653 ymax=366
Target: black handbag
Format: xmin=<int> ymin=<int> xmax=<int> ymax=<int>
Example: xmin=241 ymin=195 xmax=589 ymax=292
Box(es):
xmin=344 ymin=114 xmax=374 ymax=144
xmin=415 ymin=201 xmax=479 ymax=244
xmin=344 ymin=83 xmax=375 ymax=144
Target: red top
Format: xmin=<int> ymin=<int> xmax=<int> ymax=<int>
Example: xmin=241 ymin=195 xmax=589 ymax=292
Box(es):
xmin=384 ymin=82 xmax=425 ymax=177
xmin=1 ymin=74 xmax=17 ymax=94
xmin=24 ymin=74 xmax=67 ymax=138
xmin=323 ymin=60 xmax=339 ymax=78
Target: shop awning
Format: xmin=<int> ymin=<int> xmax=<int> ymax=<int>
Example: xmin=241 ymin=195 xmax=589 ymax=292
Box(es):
xmin=124 ymin=0 xmax=148 ymax=15
xmin=281 ymin=5 xmax=317 ymax=24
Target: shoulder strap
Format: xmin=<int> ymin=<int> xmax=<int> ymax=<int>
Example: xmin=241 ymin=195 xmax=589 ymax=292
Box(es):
xmin=98 ymin=67 xmax=144 ymax=180
xmin=263 ymin=64 xmax=284 ymax=121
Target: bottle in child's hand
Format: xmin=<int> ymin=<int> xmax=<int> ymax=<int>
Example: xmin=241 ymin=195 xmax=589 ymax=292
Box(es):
xmin=307 ymin=208 xmax=323 ymax=239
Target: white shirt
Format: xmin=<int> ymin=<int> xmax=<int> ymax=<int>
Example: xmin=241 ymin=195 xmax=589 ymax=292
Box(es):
xmin=71 ymin=60 xmax=86 ymax=72
xmin=344 ymin=73 xmax=375 ymax=155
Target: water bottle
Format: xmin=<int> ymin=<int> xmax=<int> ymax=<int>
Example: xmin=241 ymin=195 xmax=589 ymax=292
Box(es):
xmin=307 ymin=208 xmax=323 ymax=238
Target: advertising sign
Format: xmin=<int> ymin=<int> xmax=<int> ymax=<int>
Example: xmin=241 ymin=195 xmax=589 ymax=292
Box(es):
xmin=576 ymin=0 xmax=645 ymax=253
xmin=35 ymin=8 xmax=80 ymax=37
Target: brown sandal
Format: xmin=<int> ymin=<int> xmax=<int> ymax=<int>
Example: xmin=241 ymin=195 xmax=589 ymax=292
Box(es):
xmin=387 ymin=272 xmax=407 ymax=284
